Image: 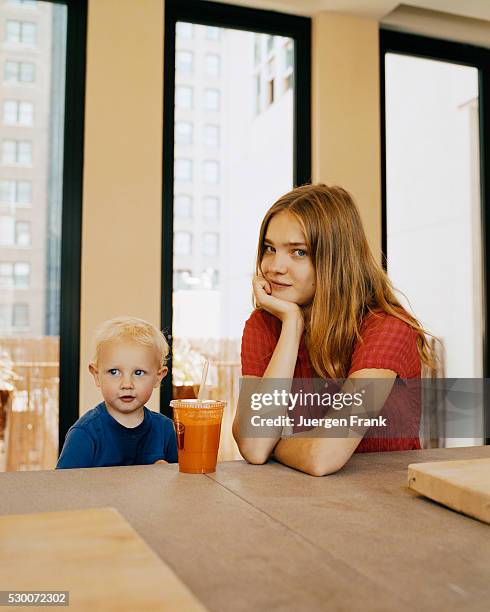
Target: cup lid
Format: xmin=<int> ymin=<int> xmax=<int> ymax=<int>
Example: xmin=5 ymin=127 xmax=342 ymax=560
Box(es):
xmin=170 ymin=399 xmax=226 ymax=409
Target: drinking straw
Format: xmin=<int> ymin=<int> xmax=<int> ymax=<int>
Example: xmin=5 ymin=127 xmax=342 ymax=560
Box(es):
xmin=197 ymin=359 xmax=209 ymax=400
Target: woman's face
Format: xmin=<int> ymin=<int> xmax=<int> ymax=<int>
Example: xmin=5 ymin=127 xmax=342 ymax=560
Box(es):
xmin=261 ymin=211 xmax=316 ymax=306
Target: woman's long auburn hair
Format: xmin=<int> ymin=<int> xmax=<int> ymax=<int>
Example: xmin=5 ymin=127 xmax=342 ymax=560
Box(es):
xmin=255 ymin=183 xmax=436 ymax=378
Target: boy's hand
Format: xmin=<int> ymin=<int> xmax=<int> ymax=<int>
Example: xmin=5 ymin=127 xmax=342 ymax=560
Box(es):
xmin=253 ymin=276 xmax=303 ymax=325
xmin=154 ymin=459 xmax=168 ymax=465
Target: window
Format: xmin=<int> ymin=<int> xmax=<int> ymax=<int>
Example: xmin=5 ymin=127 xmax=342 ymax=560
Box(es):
xmin=176 ymin=50 xmax=193 ymax=74
xmin=175 ymin=158 xmax=192 ymax=182
xmin=0 ymin=262 xmax=13 ymax=286
xmin=254 ymin=35 xmax=261 ymax=65
xmin=175 ymin=194 xmax=192 ymax=218
xmin=14 ymin=261 xmax=29 ymax=287
xmin=204 ymin=88 xmax=220 ymax=111
xmin=174 ymin=232 xmax=192 ymax=256
xmin=176 ymin=22 xmax=193 ymax=39
xmin=174 ymin=269 xmax=192 ymax=290
xmin=0 ymin=305 xmax=9 ymax=328
xmin=5 ymin=20 xmax=37 ymax=46
xmin=2 ymin=140 xmax=32 ymax=165
xmin=175 ymin=85 xmax=193 ymax=109
xmin=202 ymin=232 xmax=219 ymax=257
xmin=203 ymin=124 xmax=219 ymax=147
xmin=15 ymin=221 xmax=30 ymax=246
xmin=267 ymin=35 xmax=274 ymax=54
xmin=5 ymin=60 xmax=36 ymax=83
xmin=0 ymin=180 xmax=31 ymax=205
xmin=203 ymin=160 xmax=219 ymax=184
xmin=12 ymin=303 xmax=29 ymax=328
xmin=3 ymin=100 xmax=34 ymax=126
xmin=206 ymin=26 xmax=220 ymax=41
xmin=203 ymin=196 xmax=219 ymax=220
xmin=0 ymin=217 xmax=14 ymax=245
xmin=205 ymin=54 xmax=220 ymax=77
xmin=175 ymin=121 xmax=193 ymax=145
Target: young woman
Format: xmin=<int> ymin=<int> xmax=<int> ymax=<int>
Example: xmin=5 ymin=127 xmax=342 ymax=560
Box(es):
xmin=233 ymin=183 xmax=435 ymax=476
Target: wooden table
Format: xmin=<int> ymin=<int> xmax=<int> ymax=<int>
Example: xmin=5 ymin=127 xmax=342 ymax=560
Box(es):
xmin=0 ymin=446 xmax=489 ymax=611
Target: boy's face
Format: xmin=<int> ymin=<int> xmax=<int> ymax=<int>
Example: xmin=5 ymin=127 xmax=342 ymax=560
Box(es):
xmin=89 ymin=340 xmax=167 ymax=417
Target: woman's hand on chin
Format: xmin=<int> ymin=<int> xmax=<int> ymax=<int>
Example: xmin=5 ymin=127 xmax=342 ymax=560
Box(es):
xmin=253 ymin=275 xmax=303 ymax=326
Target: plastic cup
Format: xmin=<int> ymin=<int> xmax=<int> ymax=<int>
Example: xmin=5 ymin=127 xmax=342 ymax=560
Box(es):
xmin=170 ymin=399 xmax=225 ymax=474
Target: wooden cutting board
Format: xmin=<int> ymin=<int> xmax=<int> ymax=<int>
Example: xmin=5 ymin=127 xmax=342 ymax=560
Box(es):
xmin=0 ymin=506 xmax=207 ymax=611
xmin=408 ymin=457 xmax=490 ymax=524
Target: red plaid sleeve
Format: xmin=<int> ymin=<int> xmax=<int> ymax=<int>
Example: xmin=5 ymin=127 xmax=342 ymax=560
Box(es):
xmin=241 ymin=309 xmax=279 ymax=376
xmin=348 ymin=311 xmax=421 ymax=378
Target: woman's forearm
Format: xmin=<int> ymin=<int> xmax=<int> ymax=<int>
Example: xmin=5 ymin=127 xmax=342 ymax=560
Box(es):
xmin=234 ymin=313 xmax=303 ymax=463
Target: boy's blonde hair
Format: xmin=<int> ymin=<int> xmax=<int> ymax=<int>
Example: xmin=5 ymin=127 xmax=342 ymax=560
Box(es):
xmin=92 ymin=316 xmax=169 ymax=368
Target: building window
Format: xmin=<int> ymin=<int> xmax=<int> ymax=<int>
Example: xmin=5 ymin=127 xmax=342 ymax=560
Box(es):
xmin=2 ymin=140 xmax=32 ymax=165
xmin=206 ymin=26 xmax=221 ymax=41
xmin=174 ymin=194 xmax=192 ymax=218
xmin=174 ymin=232 xmax=192 ymax=256
xmin=203 ymin=124 xmax=219 ymax=147
xmin=4 ymin=60 xmax=36 ymax=83
xmin=176 ymin=22 xmax=193 ymax=39
xmin=174 ymin=158 xmax=192 ymax=182
xmin=204 ymin=88 xmax=220 ymax=112
xmin=13 ymin=303 xmax=29 ymax=328
xmin=5 ymin=21 xmax=37 ymax=46
xmin=0 ymin=263 xmax=13 ymax=287
xmin=205 ymin=54 xmax=221 ymax=77
xmin=176 ymin=50 xmax=193 ymax=74
xmin=203 ymin=160 xmax=219 ymax=184
xmin=15 ymin=221 xmax=30 ymax=246
xmin=0 ymin=217 xmax=14 ymax=245
xmin=254 ymin=35 xmax=261 ymax=66
xmin=14 ymin=261 xmax=29 ymax=287
xmin=202 ymin=232 xmax=219 ymax=257
xmin=175 ymin=85 xmax=193 ymax=109
xmin=0 ymin=180 xmax=31 ymax=206
xmin=203 ymin=196 xmax=219 ymax=220
xmin=175 ymin=121 xmax=193 ymax=145
xmin=267 ymin=35 xmax=274 ymax=54
xmin=3 ymin=100 xmax=34 ymax=126
xmin=174 ymin=269 xmax=192 ymax=290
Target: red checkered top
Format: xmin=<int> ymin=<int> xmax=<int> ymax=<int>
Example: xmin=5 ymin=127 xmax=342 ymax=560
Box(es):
xmin=241 ymin=308 xmax=422 ymax=453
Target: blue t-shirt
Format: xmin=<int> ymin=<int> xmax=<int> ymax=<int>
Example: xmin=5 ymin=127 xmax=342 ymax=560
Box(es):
xmin=56 ymin=402 xmax=178 ymax=469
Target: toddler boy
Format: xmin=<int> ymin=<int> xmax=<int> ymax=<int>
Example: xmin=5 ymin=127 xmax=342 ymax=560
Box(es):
xmin=57 ymin=316 xmax=177 ymax=468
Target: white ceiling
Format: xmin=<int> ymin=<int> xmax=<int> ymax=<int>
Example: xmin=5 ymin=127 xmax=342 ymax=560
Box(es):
xmin=206 ymin=0 xmax=490 ymax=22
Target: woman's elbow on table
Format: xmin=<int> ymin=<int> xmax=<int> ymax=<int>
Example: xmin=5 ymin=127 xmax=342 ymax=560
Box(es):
xmin=232 ymin=423 xmax=270 ymax=465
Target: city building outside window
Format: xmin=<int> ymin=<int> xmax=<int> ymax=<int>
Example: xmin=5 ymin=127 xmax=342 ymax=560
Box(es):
xmin=175 ymin=85 xmax=193 ymax=109
xmin=175 ymin=158 xmax=193 ymax=182
xmin=203 ymin=160 xmax=219 ymax=184
xmin=174 ymin=231 xmax=192 ymax=256
xmin=175 ymin=121 xmax=193 ymax=145
xmin=203 ymin=124 xmax=219 ymax=147
xmin=12 ymin=302 xmax=29 ymax=328
xmin=0 ymin=216 xmax=15 ymax=244
xmin=176 ymin=50 xmax=193 ymax=74
xmin=5 ymin=20 xmax=37 ymax=46
xmin=204 ymin=88 xmax=220 ymax=111
xmin=202 ymin=196 xmax=219 ymax=220
xmin=174 ymin=194 xmax=192 ymax=218
xmin=0 ymin=262 xmax=13 ymax=286
xmin=14 ymin=261 xmax=29 ymax=286
xmin=202 ymin=232 xmax=219 ymax=257
xmin=205 ymin=53 xmax=220 ymax=77
xmin=174 ymin=269 xmax=192 ymax=290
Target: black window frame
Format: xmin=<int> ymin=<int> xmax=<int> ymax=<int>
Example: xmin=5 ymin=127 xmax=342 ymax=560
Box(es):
xmin=380 ymin=29 xmax=490 ymax=442
xmin=162 ymin=0 xmax=311 ymax=415
xmin=35 ymin=0 xmax=87 ymax=451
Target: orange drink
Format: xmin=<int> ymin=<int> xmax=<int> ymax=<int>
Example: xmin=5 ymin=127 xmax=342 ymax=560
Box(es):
xmin=170 ymin=399 xmax=225 ymax=474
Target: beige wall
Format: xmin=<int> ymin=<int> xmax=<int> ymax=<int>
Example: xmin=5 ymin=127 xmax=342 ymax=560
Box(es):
xmin=80 ymin=2 xmax=381 ymax=413
xmin=80 ymin=0 xmax=164 ymax=413
xmin=312 ymin=12 xmax=381 ymax=258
